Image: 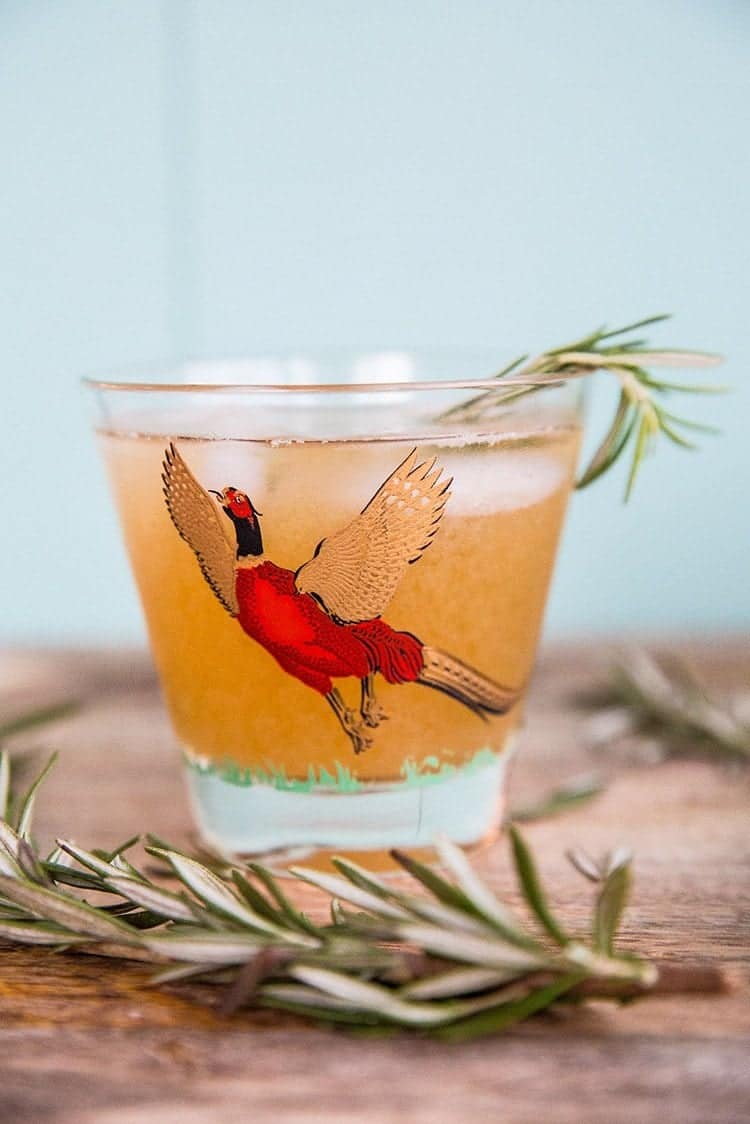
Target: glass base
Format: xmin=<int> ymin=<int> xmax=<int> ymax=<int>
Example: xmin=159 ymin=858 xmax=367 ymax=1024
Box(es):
xmin=184 ymin=748 xmax=511 ymax=864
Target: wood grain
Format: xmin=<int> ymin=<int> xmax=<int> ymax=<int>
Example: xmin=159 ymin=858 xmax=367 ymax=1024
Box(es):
xmin=0 ymin=640 xmax=748 ymax=1123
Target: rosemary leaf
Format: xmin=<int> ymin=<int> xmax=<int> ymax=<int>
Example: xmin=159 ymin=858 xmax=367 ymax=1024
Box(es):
xmin=390 ymin=848 xmax=480 ymax=915
xmin=593 ymin=864 xmax=631 ymax=957
xmin=0 ymin=818 xmax=22 ymax=863
xmin=56 ymin=839 xmax=122 ymax=879
xmin=41 ymin=863 xmax=113 ymax=892
xmin=17 ymin=838 xmax=50 ymax=885
xmin=231 ymin=869 xmax=292 ymax=927
xmin=100 ymin=834 xmax=141 ymax=862
xmin=260 ymin=984 xmax=384 ymax=1023
xmin=154 ymin=849 xmax=312 ymax=942
xmin=436 ymin=973 xmax=586 ymax=1042
xmin=0 ymin=874 xmax=140 ymax=942
xmin=289 ymin=866 xmax=411 ymax=922
xmin=331 ymin=856 xmax=408 ymax=905
xmin=243 ymin=866 xmax=324 ymax=937
xmin=0 ymin=918 xmax=91 ymax=946
xmin=15 ymin=752 xmax=58 ymax=839
xmin=104 ymin=876 xmax=197 ymax=923
xmin=401 ymin=965 xmax=515 ymax=1001
xmin=509 ymin=826 xmax=569 ymax=947
xmin=288 ymin=964 xmax=496 ymax=1028
xmin=148 ymin=962 xmax=216 ymax=986
xmin=396 ymin=922 xmax=546 ymax=974
xmin=0 ymin=753 xmax=9 ymax=820
xmin=509 ymin=775 xmax=604 ymax=824
xmin=142 ymin=932 xmax=272 ymax=964
xmin=0 ymin=847 xmax=22 ymax=878
xmin=434 ymin=836 xmax=538 ymax=948
xmin=0 ymin=703 xmax=79 ymax=742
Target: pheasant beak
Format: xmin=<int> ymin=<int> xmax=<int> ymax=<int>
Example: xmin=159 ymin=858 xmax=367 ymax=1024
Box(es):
xmin=208 ymin=489 xmax=224 ymax=501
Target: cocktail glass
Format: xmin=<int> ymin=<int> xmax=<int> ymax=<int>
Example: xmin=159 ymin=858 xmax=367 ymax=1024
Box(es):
xmin=87 ymin=353 xmax=582 ymax=865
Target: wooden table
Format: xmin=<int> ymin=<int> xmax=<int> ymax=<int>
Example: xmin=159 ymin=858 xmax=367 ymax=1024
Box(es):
xmin=1 ymin=640 xmax=748 ymax=1123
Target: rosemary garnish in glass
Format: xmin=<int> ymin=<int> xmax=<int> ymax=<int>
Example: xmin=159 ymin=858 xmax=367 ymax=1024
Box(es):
xmin=440 ymin=314 xmax=723 ymax=499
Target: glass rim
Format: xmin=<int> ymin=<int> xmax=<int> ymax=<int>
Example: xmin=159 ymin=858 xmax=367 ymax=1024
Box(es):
xmin=84 ymin=375 xmax=567 ymax=395
xmin=81 ymin=349 xmax=566 ymax=396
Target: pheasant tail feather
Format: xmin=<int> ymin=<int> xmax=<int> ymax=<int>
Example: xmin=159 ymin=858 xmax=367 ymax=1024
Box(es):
xmin=418 ymin=647 xmax=522 ymax=718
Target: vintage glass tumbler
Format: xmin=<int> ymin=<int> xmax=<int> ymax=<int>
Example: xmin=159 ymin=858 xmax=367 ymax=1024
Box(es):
xmin=87 ymin=355 xmax=582 ymax=861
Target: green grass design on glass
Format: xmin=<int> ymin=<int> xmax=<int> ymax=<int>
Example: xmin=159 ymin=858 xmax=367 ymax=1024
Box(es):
xmin=399 ymin=747 xmax=498 ymax=788
xmin=184 ymin=746 xmax=500 ymax=794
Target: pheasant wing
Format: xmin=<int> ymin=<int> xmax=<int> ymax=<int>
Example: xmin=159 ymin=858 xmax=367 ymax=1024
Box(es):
xmin=161 ymin=443 xmax=239 ymax=616
xmin=294 ymin=448 xmax=451 ymax=623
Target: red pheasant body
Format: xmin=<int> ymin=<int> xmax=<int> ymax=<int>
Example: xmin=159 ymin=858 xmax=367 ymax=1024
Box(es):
xmin=235 ymin=561 xmax=424 ymax=696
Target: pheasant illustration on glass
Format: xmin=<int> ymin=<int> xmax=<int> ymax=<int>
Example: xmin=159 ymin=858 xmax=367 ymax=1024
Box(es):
xmin=161 ymin=444 xmax=521 ymax=753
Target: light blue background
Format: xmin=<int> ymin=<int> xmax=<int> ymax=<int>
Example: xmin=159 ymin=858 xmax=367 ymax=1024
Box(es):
xmin=2 ymin=1 xmax=748 ymax=645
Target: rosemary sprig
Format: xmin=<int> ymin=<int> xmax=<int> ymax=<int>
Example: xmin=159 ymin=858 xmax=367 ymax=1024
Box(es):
xmin=440 ymin=315 xmax=723 ymax=500
xmin=0 ymin=752 xmax=728 ymax=1039
xmin=0 ymin=701 xmax=79 ymax=742
xmin=508 ymin=774 xmax=604 ymax=823
xmin=582 ymin=649 xmax=750 ymax=763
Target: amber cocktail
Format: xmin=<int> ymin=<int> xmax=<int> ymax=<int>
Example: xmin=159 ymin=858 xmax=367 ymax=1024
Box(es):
xmin=89 ymin=355 xmax=581 ymax=861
